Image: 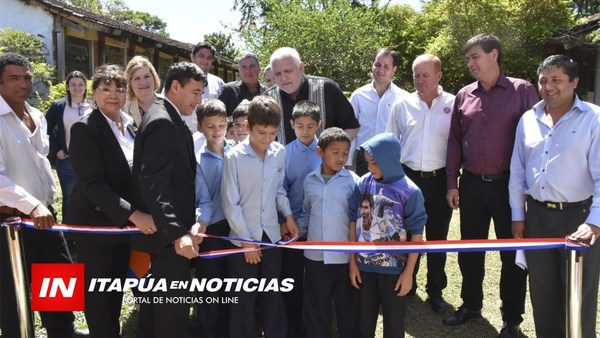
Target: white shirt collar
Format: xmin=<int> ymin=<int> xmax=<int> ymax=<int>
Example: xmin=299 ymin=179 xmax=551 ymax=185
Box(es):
xmin=163 ymin=95 xmax=184 ymax=120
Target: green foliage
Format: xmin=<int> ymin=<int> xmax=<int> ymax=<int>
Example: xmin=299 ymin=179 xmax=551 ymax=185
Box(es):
xmin=413 ymin=0 xmax=575 ymax=92
xmin=239 ymin=0 xmax=391 ymax=91
xmin=587 ymin=27 xmax=600 ymax=43
xmin=233 ymin=0 xmax=272 ymax=27
xmin=63 ymin=0 xmax=169 ymax=36
xmin=113 ymin=10 xmax=169 ymax=37
xmin=204 ymin=32 xmax=241 ymax=61
xmin=573 ymin=0 xmax=600 ymax=16
xmin=381 ymin=4 xmax=422 ymax=90
xmin=0 ymin=28 xmax=56 ymax=92
xmin=235 ymin=0 xmax=574 ymax=93
xmin=67 ymin=0 xmax=103 ymax=12
xmin=0 ymin=28 xmax=48 ymax=63
xmin=37 ymin=82 xmax=67 ymax=113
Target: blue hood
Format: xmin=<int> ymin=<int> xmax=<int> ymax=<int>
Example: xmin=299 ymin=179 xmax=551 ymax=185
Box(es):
xmin=360 ymin=133 xmax=405 ymax=184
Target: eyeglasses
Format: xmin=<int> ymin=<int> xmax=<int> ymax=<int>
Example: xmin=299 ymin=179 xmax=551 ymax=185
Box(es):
xmin=77 ymin=103 xmax=84 ymax=116
xmin=97 ymin=86 xmax=126 ymax=97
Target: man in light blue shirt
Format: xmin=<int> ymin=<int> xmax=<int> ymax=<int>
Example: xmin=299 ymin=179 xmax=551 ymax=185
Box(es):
xmin=509 ymin=54 xmax=600 ymax=337
xmin=299 ymin=127 xmax=360 ymax=337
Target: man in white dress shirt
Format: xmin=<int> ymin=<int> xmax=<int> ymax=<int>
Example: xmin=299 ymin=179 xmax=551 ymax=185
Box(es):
xmin=350 ymin=48 xmax=408 ymax=175
xmin=0 ymin=52 xmax=85 ymax=337
xmin=185 ymin=41 xmax=225 ymax=132
xmin=386 ymin=54 xmax=454 ymax=312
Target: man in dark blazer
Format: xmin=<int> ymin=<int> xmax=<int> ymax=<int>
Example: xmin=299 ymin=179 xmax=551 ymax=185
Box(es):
xmin=218 ymin=52 xmax=267 ymax=115
xmin=130 ymin=62 xmax=207 ymax=337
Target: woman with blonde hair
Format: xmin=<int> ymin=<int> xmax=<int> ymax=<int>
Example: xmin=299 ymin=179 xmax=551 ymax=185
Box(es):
xmin=124 ymin=55 xmax=161 ymax=124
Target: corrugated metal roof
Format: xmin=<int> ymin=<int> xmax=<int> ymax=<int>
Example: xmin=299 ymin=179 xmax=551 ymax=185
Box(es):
xmin=21 ymin=0 xmax=235 ymax=65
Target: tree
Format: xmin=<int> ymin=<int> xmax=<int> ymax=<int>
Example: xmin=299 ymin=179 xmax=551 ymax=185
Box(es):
xmin=113 ymin=10 xmax=169 ymax=36
xmin=0 ymin=28 xmax=55 ymax=86
xmin=238 ymin=0 xmax=391 ymax=91
xmin=409 ymin=0 xmax=574 ymax=93
xmin=381 ymin=4 xmax=422 ymax=90
xmin=573 ymin=0 xmax=600 ymax=16
xmin=205 ymin=32 xmax=241 ymax=61
xmin=0 ymin=28 xmax=56 ymax=108
xmin=63 ymin=0 xmax=169 ymax=36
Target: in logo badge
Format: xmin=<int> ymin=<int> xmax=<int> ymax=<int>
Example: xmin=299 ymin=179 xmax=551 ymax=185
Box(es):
xmin=31 ymin=263 xmax=84 ymax=311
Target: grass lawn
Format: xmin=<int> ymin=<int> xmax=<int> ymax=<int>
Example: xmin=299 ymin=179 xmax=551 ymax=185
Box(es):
xmin=32 ymin=185 xmax=600 ymax=337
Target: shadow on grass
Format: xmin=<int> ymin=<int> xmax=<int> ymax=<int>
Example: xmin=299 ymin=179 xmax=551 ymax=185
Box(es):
xmin=405 ymin=295 xmax=500 ymax=338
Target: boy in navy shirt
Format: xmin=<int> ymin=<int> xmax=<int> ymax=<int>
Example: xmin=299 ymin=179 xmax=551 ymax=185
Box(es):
xmin=350 ymin=133 xmax=427 ymax=337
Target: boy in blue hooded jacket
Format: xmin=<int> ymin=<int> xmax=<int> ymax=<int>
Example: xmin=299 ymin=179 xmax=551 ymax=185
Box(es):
xmin=349 ymin=133 xmax=427 ymax=337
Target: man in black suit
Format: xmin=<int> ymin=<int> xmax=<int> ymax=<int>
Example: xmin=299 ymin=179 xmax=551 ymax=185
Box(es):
xmin=218 ymin=52 xmax=267 ymax=115
xmin=131 ymin=62 xmax=207 ymax=337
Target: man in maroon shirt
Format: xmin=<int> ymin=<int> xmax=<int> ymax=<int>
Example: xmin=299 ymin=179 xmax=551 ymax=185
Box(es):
xmin=443 ymin=33 xmax=538 ymax=337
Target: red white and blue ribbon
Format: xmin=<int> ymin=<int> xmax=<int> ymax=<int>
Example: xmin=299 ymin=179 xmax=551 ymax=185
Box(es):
xmin=197 ymin=237 xmax=588 ymax=259
xmin=1 ymin=217 xmax=589 ymax=259
xmin=1 ymin=217 xmax=141 ymax=234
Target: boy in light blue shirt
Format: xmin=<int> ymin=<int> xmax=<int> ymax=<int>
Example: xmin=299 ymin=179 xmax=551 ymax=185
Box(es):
xmin=283 ymin=100 xmax=323 ymax=220
xmin=299 ymin=127 xmax=361 ymax=337
xmin=221 ymin=95 xmax=299 ymax=337
xmin=193 ymin=99 xmax=232 ymax=336
xmin=281 ymin=100 xmax=322 ymax=335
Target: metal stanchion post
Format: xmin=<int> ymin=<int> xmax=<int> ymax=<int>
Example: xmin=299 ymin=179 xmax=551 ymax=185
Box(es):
xmin=4 ymin=221 xmax=34 ymax=338
xmin=566 ymin=246 xmax=584 ymax=338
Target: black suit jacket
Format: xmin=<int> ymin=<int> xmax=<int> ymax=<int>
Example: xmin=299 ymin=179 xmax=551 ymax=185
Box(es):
xmin=68 ymin=109 xmax=136 ymax=245
xmin=45 ymin=98 xmax=68 ymax=156
xmin=130 ymin=97 xmax=196 ymax=256
xmin=218 ymin=80 xmax=267 ymax=115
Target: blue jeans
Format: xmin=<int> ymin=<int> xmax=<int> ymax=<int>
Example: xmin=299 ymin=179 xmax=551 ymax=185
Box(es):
xmin=55 ymin=158 xmax=75 ymax=222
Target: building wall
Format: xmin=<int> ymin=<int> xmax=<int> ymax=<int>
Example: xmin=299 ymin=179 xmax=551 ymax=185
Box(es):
xmin=2 ymin=0 xmax=237 ymax=83
xmin=1 ymin=0 xmax=55 ymax=65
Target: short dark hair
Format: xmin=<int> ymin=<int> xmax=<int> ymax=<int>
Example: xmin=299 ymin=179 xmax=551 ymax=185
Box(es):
xmin=291 ymin=100 xmax=320 ymax=122
xmin=65 ymin=70 xmax=88 ymax=107
xmin=318 ymin=127 xmax=351 ymax=150
xmin=164 ymin=62 xmax=207 ymax=93
xmin=537 ymin=54 xmax=578 ymax=81
xmin=238 ymin=52 xmax=260 ymax=66
xmin=232 ymin=99 xmax=251 ymax=120
xmin=0 ymin=52 xmax=31 ymax=79
xmin=374 ymin=48 xmax=400 ymax=68
xmin=91 ymin=64 xmax=126 ymax=91
xmin=247 ymin=95 xmax=281 ymax=128
xmin=361 ymin=191 xmax=374 ymax=206
xmin=196 ymin=99 xmax=227 ymax=124
xmin=463 ymin=33 xmax=503 ymax=66
xmin=192 ymin=42 xmax=216 ymax=58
